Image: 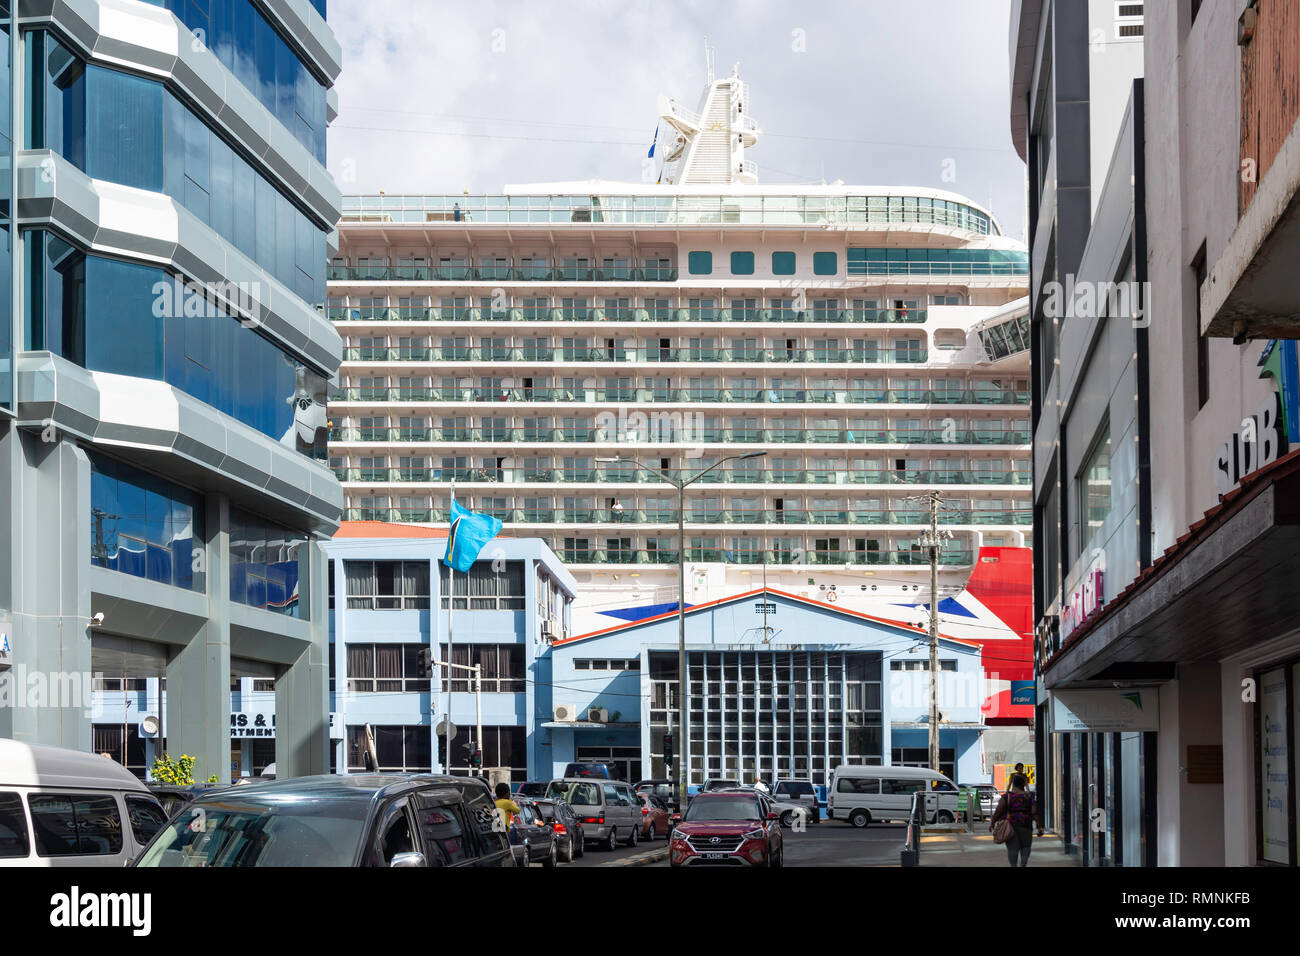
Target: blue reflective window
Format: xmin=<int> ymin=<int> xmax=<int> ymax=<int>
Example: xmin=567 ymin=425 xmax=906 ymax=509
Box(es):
xmin=31 ymin=31 xmax=326 ymax=307
xmin=140 ymin=0 xmax=327 ymax=163
xmin=771 ymin=251 xmax=795 ymax=275
xmin=813 ymin=252 xmax=838 ymax=276
xmin=26 ymin=231 xmax=329 ymax=460
xmin=688 ymin=251 xmax=712 ymax=275
xmin=89 ymin=452 xmax=206 ymax=593
xmin=229 ymin=507 xmax=307 ymax=617
xmin=730 ymin=251 xmax=754 ymax=275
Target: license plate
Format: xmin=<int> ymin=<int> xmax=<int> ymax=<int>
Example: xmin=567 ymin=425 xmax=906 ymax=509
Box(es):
xmin=700 ymin=852 xmax=729 ymax=860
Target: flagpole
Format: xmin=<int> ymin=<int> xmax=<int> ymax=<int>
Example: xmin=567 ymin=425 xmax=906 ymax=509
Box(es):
xmin=446 ymin=484 xmax=455 ymax=775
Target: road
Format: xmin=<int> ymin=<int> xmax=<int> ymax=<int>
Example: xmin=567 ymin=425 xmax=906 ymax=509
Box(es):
xmin=561 ymin=821 xmax=909 ymax=867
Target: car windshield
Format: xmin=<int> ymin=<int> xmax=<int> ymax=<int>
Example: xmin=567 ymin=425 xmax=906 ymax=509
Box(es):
xmin=684 ymin=797 xmax=762 ymax=822
xmin=135 ymin=803 xmax=366 ymax=867
xmin=705 ymin=780 xmax=738 ymax=791
xmin=548 ymin=782 xmax=600 ymax=806
xmin=778 ymin=782 xmax=815 ymax=796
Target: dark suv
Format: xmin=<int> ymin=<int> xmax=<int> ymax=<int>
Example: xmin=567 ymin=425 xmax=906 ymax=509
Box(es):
xmin=669 ymin=789 xmax=783 ymax=867
xmin=133 ymin=774 xmax=514 ymax=867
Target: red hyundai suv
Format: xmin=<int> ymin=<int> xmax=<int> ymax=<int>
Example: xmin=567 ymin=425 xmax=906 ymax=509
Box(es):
xmin=669 ymin=790 xmax=783 ymax=867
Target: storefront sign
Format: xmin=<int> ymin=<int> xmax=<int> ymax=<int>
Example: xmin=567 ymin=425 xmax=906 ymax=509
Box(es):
xmin=231 ymin=711 xmax=275 ymax=738
xmin=1060 ymin=568 xmax=1104 ymax=638
xmin=1050 ymin=688 xmax=1159 ymax=732
xmin=1258 ymin=668 xmax=1289 ymax=864
xmin=1010 ymin=681 xmax=1036 ymax=706
xmin=1214 ymin=393 xmax=1285 ymax=494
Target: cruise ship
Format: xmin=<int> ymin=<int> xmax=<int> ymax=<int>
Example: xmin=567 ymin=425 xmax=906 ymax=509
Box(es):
xmin=326 ymin=66 xmax=1030 ymax=630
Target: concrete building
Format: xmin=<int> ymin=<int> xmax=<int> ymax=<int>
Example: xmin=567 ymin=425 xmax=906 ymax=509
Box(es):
xmin=0 ymin=0 xmax=344 ymax=783
xmin=323 ymin=523 xmax=576 ymax=778
xmin=1015 ymin=0 xmax=1300 ymax=867
xmin=326 ymin=65 xmax=1033 ymax=635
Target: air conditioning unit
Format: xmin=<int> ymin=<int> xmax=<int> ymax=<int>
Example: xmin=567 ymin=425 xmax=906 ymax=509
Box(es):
xmin=540 ymin=620 xmax=556 ymax=641
xmin=553 ymin=704 xmax=577 ymax=722
xmin=588 ymin=707 xmax=609 ymax=723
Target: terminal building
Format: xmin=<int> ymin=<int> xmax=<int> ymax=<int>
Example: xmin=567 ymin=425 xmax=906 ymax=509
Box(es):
xmin=1 ymin=0 xmax=344 ymax=782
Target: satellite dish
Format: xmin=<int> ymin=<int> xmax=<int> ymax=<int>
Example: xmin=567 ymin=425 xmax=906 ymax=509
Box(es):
xmin=434 ymin=719 xmax=458 ymax=739
xmin=140 ymin=715 xmax=160 ymax=736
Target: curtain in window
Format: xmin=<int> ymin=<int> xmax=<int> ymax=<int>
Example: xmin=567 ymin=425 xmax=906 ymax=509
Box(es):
xmin=376 ymin=645 xmax=402 ymax=691
xmin=345 ymin=561 xmax=374 ymax=608
xmin=403 ymin=560 xmax=430 ymax=606
xmin=347 ymin=645 xmax=373 ymax=689
xmin=477 ymin=645 xmax=499 ymax=688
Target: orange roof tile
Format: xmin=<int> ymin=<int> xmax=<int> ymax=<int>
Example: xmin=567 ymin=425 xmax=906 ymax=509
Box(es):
xmin=333 ymin=520 xmax=448 ymax=539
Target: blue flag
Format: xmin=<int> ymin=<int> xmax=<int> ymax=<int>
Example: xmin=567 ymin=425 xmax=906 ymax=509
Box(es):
xmin=443 ymin=499 xmax=503 ymax=572
xmin=648 ymin=124 xmax=657 ymax=158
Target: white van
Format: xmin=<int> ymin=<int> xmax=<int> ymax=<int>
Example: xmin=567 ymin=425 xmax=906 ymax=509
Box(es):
xmin=0 ymin=739 xmax=169 ymax=866
xmin=827 ymin=765 xmax=960 ymax=827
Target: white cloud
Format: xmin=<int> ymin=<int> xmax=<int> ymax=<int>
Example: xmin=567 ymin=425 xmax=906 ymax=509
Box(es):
xmin=326 ymin=0 xmax=1026 ymax=238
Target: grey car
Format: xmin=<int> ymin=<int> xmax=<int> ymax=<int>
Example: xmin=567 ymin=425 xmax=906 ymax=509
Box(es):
xmin=771 ymin=778 xmax=821 ymax=824
xmin=546 ymin=777 xmax=641 ymax=850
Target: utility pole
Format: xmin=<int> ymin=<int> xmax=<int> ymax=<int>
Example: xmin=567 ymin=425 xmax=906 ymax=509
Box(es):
xmin=927 ymin=493 xmax=941 ymax=774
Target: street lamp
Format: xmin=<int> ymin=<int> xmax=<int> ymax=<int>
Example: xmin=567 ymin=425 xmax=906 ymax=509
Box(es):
xmin=597 ymin=450 xmax=766 ymax=807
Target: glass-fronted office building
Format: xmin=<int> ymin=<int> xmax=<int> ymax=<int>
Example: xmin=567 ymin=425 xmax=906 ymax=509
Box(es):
xmin=1 ymin=0 xmax=343 ymax=783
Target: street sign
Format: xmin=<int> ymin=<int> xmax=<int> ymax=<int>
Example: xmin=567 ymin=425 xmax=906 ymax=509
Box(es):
xmin=435 ymin=719 xmax=457 ymax=738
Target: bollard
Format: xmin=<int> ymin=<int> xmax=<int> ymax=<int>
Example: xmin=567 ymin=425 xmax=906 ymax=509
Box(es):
xmin=900 ymin=791 xmax=923 ymax=867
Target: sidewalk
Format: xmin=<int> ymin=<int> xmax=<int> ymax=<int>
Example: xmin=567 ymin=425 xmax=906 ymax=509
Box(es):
xmin=918 ymin=829 xmax=1080 ymax=867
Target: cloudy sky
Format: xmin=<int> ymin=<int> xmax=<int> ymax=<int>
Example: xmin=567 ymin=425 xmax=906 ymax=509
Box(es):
xmin=326 ymin=0 xmax=1027 ymax=239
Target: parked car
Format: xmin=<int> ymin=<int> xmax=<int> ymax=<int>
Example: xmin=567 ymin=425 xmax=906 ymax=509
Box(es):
xmin=134 ymin=774 xmax=515 ymax=867
xmin=959 ymin=783 xmax=1000 ymax=817
xmin=148 ymin=783 xmax=228 ymax=819
xmin=534 ymin=797 xmax=584 ymax=862
xmin=515 ymin=781 xmax=550 ymax=798
xmin=771 ymin=778 xmax=820 ymax=825
xmin=0 ymin=739 xmax=168 ymax=868
xmin=700 ymin=777 xmax=741 ymax=793
xmin=729 ymin=785 xmax=812 ymax=828
xmin=669 ymin=790 xmax=783 ymax=867
xmin=508 ymin=797 xmax=558 ymax=867
xmin=562 ymin=762 xmax=618 ymax=779
xmin=827 ymin=765 xmax=960 ymax=827
xmin=638 ymin=792 xmax=672 ymax=839
xmin=545 ymin=777 xmax=641 ymax=849
xmin=634 ymin=778 xmax=680 ymax=811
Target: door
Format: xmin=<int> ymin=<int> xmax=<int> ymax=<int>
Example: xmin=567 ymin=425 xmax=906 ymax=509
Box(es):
xmin=412 ymin=792 xmax=477 ymax=866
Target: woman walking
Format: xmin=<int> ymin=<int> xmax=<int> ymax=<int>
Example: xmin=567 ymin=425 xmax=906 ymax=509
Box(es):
xmin=991 ymin=772 xmax=1043 ymax=866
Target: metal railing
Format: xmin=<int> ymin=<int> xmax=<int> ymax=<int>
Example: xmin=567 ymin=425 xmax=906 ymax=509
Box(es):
xmin=328 ymin=385 xmax=1030 ymax=406
xmin=327 ymin=306 xmax=930 ymax=325
xmin=331 ymin=466 xmax=1029 ymax=487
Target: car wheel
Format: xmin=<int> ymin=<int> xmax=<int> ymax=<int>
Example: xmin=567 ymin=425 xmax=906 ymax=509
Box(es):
xmin=626 ymin=824 xmax=638 ymax=848
xmin=779 ymin=810 xmax=793 ymax=828
xmin=937 ymin=810 xmax=954 ymax=824
xmin=773 ymin=845 xmax=784 ymax=868
xmin=544 ymin=843 xmax=557 ymax=868
xmin=575 ymin=833 xmax=585 ymax=857
xmin=604 ymin=828 xmax=617 ymax=851
xmin=562 ymin=839 xmax=574 ymax=863
xmin=849 ymin=809 xmax=871 ymax=828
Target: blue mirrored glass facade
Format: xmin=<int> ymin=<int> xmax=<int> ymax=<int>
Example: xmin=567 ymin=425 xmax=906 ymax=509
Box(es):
xmin=28 ymin=30 xmax=327 ymax=306
xmin=25 ymin=230 xmax=329 ymax=459
xmin=89 ymin=452 xmax=206 ymax=592
xmin=0 ymin=5 xmax=12 ymax=410
xmin=230 ymin=507 xmax=308 ymax=617
xmin=139 ymin=0 xmax=327 ymax=163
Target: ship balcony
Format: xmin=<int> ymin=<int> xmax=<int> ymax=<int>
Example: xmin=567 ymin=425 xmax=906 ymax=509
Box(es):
xmin=333 ymin=466 xmax=1030 ymax=488
xmin=326 ymin=306 xmax=930 ymax=325
xmin=327 ymin=384 xmax=1030 ymax=406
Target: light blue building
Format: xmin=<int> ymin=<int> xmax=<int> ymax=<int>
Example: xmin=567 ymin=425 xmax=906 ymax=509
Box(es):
xmin=544 ymin=588 xmax=988 ymax=787
xmin=324 ymin=529 xmax=576 ymax=777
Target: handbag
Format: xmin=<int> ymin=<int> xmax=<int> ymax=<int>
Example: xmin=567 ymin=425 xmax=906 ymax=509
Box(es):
xmin=992 ymin=817 xmax=1013 ymax=844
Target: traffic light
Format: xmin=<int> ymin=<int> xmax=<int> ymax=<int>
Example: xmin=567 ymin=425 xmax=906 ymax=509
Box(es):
xmin=663 ymin=732 xmax=674 ymax=768
xmin=416 ymin=648 xmax=433 ymax=678
xmin=471 ymin=749 xmax=482 ymax=769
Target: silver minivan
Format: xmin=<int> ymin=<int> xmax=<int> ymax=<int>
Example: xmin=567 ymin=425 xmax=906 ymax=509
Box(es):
xmin=545 ymin=777 xmax=641 ymax=850
xmin=0 ymin=739 xmax=168 ymax=867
